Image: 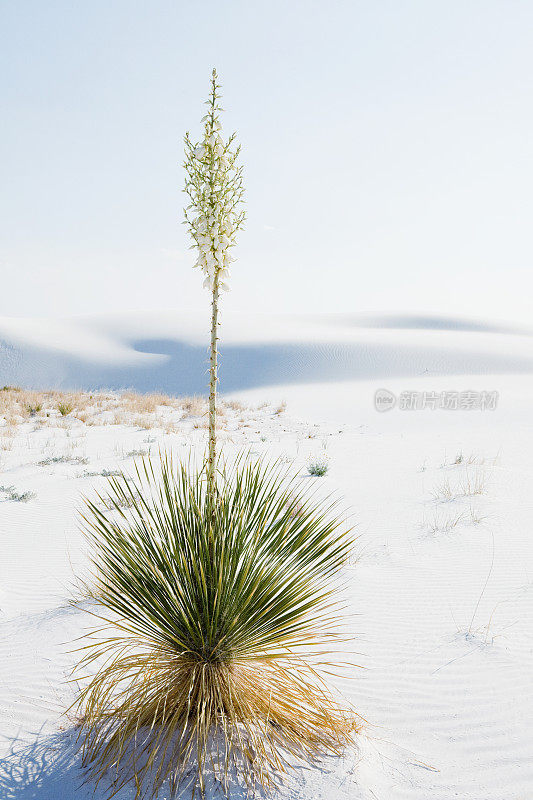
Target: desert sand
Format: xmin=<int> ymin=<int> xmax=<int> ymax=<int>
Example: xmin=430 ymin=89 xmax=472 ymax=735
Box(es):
xmin=0 ymin=313 xmax=532 ymax=798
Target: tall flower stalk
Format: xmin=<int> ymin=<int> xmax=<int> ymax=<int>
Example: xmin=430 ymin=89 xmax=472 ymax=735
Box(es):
xmin=184 ymin=69 xmax=245 ymax=501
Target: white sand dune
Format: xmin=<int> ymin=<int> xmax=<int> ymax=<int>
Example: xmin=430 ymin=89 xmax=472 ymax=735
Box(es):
xmin=0 ymin=315 xmax=532 ymax=798
xmin=1 ymin=311 xmax=533 ymax=394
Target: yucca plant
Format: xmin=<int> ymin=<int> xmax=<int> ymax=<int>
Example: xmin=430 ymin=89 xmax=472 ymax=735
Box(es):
xmin=74 ymin=69 xmax=358 ymax=799
xmin=74 ymin=454 xmax=358 ymax=797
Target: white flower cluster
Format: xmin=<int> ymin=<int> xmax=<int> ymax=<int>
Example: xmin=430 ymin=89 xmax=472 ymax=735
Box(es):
xmin=183 ymin=70 xmax=245 ymax=292
xmin=191 ymin=210 xmax=235 ymax=292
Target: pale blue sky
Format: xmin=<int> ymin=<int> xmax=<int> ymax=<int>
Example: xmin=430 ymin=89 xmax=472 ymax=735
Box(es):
xmin=1 ymin=1 xmax=532 ymax=323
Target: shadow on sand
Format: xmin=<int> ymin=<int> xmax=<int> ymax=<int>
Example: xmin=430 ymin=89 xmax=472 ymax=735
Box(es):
xmin=0 ymin=728 xmax=258 ymax=800
xmin=0 ymin=730 xmax=91 ymax=800
xmin=2 ymin=334 xmax=533 ymax=395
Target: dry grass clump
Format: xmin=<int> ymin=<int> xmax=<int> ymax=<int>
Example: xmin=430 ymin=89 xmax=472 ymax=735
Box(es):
xmin=132 ymin=414 xmax=164 ymax=431
xmin=162 ymin=421 xmax=180 ymax=435
xmin=425 ymin=508 xmax=468 ymax=534
xmin=0 ymin=424 xmax=17 ymax=450
xmin=74 ymin=455 xmax=358 ymax=798
xmin=460 ymin=469 xmax=487 ymax=497
xmin=180 ymin=396 xmax=206 ymax=417
xmin=431 ymin=477 xmax=455 ymax=502
xmin=193 ymin=419 xmax=226 ymax=431
xmin=431 ymin=469 xmax=488 ymax=503
xmin=121 ymin=391 xmax=175 ymax=416
xmin=223 ymin=399 xmax=245 ymax=412
xmin=451 ymin=451 xmax=490 ymax=467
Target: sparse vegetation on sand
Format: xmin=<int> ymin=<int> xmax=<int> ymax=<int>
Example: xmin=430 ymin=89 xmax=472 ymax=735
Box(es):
xmin=0 ymin=387 xmax=240 ymax=431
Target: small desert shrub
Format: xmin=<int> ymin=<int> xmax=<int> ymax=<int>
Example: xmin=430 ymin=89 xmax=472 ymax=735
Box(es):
xmin=97 ymin=491 xmax=143 ymax=510
xmin=82 ymin=469 xmax=122 ymax=478
xmin=58 ymin=402 xmax=74 ymax=416
xmin=124 ymin=448 xmax=149 ymax=458
xmin=38 ymin=455 xmax=89 ymax=466
xmin=75 ymin=454 xmax=357 ymax=797
xmin=307 ymin=456 xmax=329 ymax=477
xmin=12 ymin=489 xmax=36 ymax=502
xmin=0 ymin=485 xmax=35 ymax=502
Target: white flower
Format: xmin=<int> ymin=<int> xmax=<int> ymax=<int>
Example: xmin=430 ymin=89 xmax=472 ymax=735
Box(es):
xmin=194 ymin=145 xmax=206 ymax=159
